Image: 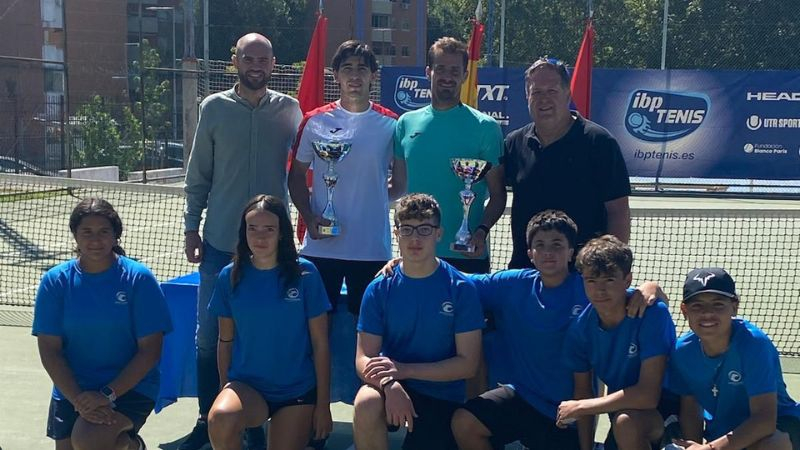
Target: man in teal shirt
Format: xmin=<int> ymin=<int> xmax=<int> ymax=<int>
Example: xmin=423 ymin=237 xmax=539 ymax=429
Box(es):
xmin=394 ymin=37 xmax=506 ymax=274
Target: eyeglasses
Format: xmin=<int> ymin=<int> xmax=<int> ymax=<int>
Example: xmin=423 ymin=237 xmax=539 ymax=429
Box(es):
xmin=396 ymin=223 xmax=439 ymax=237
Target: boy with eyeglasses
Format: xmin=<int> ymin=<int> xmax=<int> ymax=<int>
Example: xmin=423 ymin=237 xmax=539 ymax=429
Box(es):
xmin=352 ymin=193 xmax=484 ymax=450
xmin=668 ymin=268 xmax=800 ymax=450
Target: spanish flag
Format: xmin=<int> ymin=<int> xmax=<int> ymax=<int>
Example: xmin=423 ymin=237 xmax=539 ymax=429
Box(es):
xmin=460 ymin=0 xmax=484 ymax=108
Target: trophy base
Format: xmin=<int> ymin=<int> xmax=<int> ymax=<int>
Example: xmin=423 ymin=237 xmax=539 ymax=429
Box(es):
xmin=450 ymin=242 xmax=475 ymax=253
xmin=318 ymin=224 xmax=340 ymax=236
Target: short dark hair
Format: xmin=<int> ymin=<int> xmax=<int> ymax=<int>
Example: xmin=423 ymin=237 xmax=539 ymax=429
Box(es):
xmin=526 ymin=210 xmax=578 ymax=250
xmin=332 ymin=40 xmax=378 ymax=72
xmin=394 ymin=193 xmax=441 ymax=226
xmin=525 ymin=56 xmax=571 ymax=89
xmin=69 ymin=198 xmax=126 ymax=256
xmin=575 ymin=235 xmax=634 ymax=277
xmin=427 ymin=37 xmax=468 ymax=70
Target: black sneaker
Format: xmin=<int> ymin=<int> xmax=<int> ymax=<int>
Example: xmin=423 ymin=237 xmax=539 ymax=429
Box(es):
xmin=178 ymin=419 xmax=210 ymax=450
xmin=244 ymin=426 xmax=266 ymax=450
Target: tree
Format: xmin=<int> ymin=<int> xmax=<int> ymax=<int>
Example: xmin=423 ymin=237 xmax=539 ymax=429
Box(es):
xmin=131 ymin=39 xmax=172 ymax=140
xmin=207 ymin=0 xmax=315 ymax=64
xmin=72 ymin=96 xmax=141 ymax=175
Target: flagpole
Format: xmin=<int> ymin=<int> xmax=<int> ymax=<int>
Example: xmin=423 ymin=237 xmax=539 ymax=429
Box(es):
xmin=499 ymin=0 xmax=505 ymax=67
xmin=660 ymin=0 xmax=668 ymax=69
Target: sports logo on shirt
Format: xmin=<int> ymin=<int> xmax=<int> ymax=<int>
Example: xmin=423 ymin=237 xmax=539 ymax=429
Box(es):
xmin=284 ymin=288 xmax=301 ymax=302
xmin=440 ymin=301 xmax=454 ymax=316
xmin=571 ymin=304 xmax=584 ymax=317
xmin=114 ymin=291 xmax=128 ymax=305
xmin=728 ymin=370 xmax=743 ymax=384
xmin=627 ymin=343 xmax=639 ymax=358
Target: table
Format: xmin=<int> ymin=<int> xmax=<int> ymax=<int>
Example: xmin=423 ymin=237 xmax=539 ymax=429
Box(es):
xmin=155 ymin=273 xmax=361 ymax=412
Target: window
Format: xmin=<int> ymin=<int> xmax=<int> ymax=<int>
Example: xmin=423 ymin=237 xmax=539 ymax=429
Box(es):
xmin=401 ymin=20 xmax=410 ymax=31
xmin=44 ymin=69 xmax=64 ymax=93
xmin=371 ymin=14 xmax=390 ymax=28
xmin=401 ymin=46 xmax=409 ymax=57
xmin=371 ymin=42 xmax=383 ymax=55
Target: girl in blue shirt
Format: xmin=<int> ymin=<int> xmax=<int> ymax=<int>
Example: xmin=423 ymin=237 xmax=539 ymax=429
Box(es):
xmin=207 ymin=194 xmax=332 ymax=450
xmin=33 ymin=198 xmax=172 ymax=450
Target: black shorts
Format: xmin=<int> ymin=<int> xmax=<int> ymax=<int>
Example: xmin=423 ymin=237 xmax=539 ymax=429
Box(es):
xmin=603 ymin=389 xmax=681 ymax=450
xmin=302 ymin=256 xmax=387 ymax=315
xmin=264 ymin=387 xmax=317 ymax=418
xmin=442 ymin=257 xmax=491 ymax=275
xmin=777 ymin=415 xmax=800 ymax=450
xmin=384 ymin=385 xmax=460 ymax=450
xmin=460 ymin=385 xmax=579 ymax=450
xmin=46 ymin=390 xmax=155 ymax=440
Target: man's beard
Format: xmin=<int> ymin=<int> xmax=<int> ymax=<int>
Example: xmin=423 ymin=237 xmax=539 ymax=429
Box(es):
xmin=238 ymin=70 xmax=269 ymax=90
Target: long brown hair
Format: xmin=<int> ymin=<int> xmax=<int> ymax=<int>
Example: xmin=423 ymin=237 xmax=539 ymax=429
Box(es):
xmin=230 ymin=195 xmax=300 ymax=289
xmin=69 ymin=197 xmax=126 ymax=256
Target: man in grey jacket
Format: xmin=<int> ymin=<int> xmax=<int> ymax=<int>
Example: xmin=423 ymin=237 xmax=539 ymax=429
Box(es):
xmin=181 ymin=33 xmax=302 ymax=450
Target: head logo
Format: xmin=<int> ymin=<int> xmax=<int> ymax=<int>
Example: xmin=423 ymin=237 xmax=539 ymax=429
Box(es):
xmin=625 ymin=90 xmax=709 ymax=142
xmin=285 ymin=288 xmax=300 ymax=301
xmin=728 ymin=371 xmax=742 ymax=384
xmin=571 ymin=304 xmax=584 ymax=317
xmin=115 ymin=291 xmax=128 ymax=305
xmin=440 ymin=301 xmax=454 ymax=315
xmin=394 ymin=76 xmax=431 ymax=111
xmin=628 ymin=343 xmax=639 ymax=357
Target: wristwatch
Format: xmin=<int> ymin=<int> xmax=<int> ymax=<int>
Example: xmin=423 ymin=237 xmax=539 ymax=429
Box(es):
xmin=100 ymin=385 xmax=117 ymax=402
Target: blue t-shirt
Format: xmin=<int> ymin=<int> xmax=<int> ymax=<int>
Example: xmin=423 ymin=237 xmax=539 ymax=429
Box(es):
xmin=563 ymin=301 xmax=676 ymax=393
xmin=669 ymin=319 xmax=800 ymax=441
xmin=208 ymin=258 xmax=331 ymax=402
xmin=32 ymin=256 xmax=173 ymax=401
xmin=358 ymin=259 xmax=485 ymax=403
xmin=469 ymin=270 xmax=589 ymax=419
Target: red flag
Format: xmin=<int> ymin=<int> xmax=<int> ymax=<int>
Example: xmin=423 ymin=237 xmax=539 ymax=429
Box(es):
xmin=297 ymin=14 xmax=328 ymax=113
xmin=460 ymin=1 xmax=484 ymax=108
xmin=570 ymin=19 xmax=594 ymax=119
xmin=293 ymin=12 xmax=328 ymax=242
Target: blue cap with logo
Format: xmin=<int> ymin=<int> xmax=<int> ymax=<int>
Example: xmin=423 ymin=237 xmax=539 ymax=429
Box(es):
xmin=682 ymin=267 xmax=737 ymax=303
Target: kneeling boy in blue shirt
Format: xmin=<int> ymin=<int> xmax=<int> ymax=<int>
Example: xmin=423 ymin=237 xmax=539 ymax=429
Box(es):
xmin=670 ymin=267 xmax=800 ymax=450
xmin=558 ymin=235 xmax=677 ymax=450
xmin=353 ymin=193 xmax=485 ymax=450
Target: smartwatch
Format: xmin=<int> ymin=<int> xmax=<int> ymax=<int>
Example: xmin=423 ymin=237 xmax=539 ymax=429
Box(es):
xmin=100 ymin=385 xmax=117 ymax=402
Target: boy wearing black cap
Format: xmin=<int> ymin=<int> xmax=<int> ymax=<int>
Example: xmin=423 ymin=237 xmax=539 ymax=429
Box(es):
xmin=670 ymin=268 xmax=800 ymax=450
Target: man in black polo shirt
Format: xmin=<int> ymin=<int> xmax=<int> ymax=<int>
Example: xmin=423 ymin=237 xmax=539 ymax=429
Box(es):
xmin=503 ymin=57 xmax=631 ymax=269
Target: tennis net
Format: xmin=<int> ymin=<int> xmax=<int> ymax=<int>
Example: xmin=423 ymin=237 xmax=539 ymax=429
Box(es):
xmin=1 ymin=173 xmax=798 ymax=356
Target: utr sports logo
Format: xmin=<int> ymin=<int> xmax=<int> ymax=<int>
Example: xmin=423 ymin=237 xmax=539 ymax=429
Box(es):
xmin=625 ymin=90 xmax=709 ymax=142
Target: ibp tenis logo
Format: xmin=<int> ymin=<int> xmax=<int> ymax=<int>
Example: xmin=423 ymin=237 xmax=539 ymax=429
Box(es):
xmin=625 ymin=90 xmax=709 ymax=142
xmin=394 ymin=76 xmax=431 ymax=111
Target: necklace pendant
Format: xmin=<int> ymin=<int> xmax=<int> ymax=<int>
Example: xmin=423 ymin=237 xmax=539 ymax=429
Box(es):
xmin=712 ymin=384 xmax=719 ymax=397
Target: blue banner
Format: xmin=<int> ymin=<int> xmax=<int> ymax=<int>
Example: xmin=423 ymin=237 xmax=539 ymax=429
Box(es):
xmin=380 ymin=66 xmax=529 ymax=135
xmin=592 ymin=69 xmax=800 ymax=180
xmin=380 ymin=67 xmax=800 ymax=180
